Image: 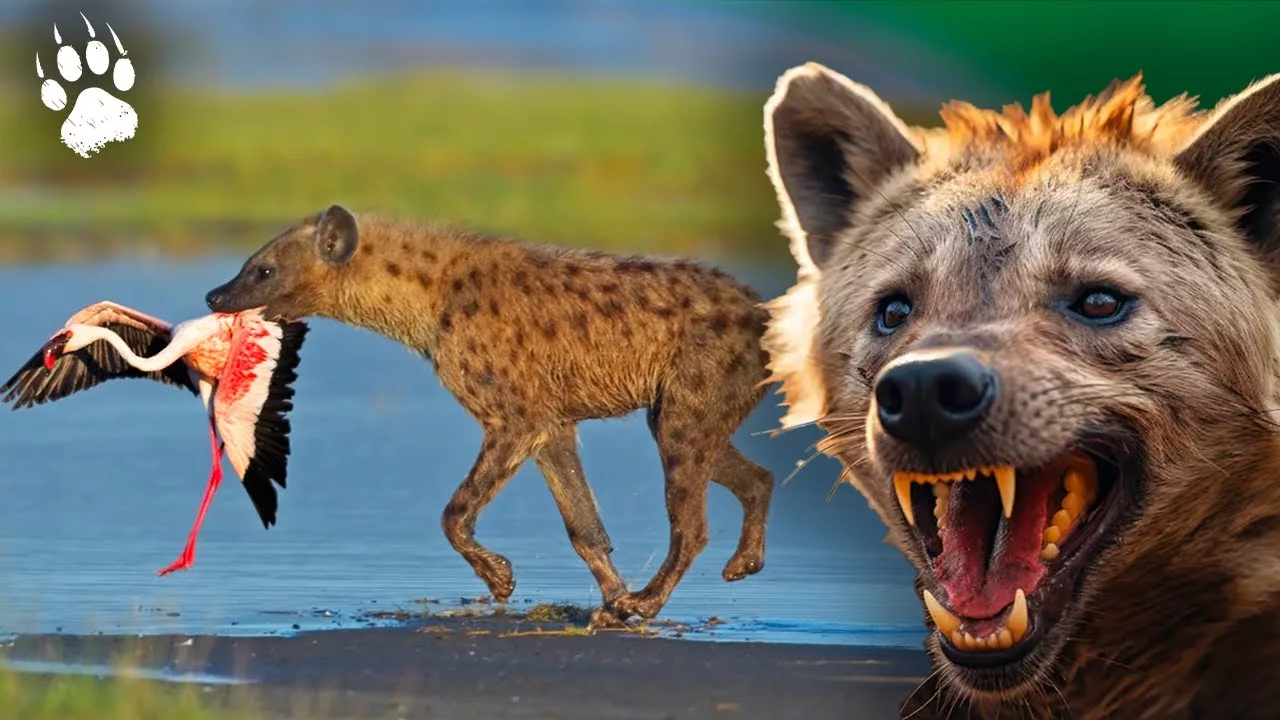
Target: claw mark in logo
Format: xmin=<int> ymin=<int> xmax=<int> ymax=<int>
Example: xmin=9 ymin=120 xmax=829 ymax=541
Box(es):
xmin=36 ymin=13 xmax=138 ymax=158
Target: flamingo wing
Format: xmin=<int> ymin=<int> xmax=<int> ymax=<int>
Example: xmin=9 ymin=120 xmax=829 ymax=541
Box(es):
xmin=1 ymin=320 xmax=198 ymax=410
xmin=213 ymin=317 xmax=308 ymax=529
xmin=65 ymin=300 xmax=175 ymax=334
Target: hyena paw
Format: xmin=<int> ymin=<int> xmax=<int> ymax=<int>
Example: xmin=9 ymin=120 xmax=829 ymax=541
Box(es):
xmin=588 ymin=606 xmax=628 ymax=629
xmin=609 ymin=589 xmax=665 ymax=620
xmin=722 ymin=550 xmax=765 ymax=582
xmin=36 ymin=15 xmax=138 ymax=158
xmin=475 ymin=553 xmax=515 ymax=602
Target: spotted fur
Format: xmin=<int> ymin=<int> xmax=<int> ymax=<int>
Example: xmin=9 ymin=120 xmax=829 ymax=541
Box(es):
xmin=204 ymin=206 xmax=775 ymax=624
xmin=762 ymin=63 xmax=1280 ymax=718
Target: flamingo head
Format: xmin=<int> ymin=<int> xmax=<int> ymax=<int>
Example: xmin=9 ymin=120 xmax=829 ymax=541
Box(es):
xmin=42 ymin=329 xmax=72 ymax=370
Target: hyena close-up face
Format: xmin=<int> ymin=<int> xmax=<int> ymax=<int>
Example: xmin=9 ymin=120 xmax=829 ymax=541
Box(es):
xmin=762 ymin=63 xmax=1280 ymax=718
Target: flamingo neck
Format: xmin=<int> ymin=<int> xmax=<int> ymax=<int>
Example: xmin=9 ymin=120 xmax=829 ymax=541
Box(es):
xmin=67 ymin=323 xmax=192 ymax=372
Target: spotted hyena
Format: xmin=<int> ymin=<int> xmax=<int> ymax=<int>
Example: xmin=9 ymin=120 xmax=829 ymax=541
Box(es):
xmin=204 ymin=206 xmax=774 ymax=624
xmin=760 ymin=62 xmax=1280 ymax=718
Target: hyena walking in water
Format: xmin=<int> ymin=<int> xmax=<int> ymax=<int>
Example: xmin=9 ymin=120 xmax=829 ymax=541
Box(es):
xmin=761 ymin=63 xmax=1280 ymax=718
xmin=204 ymin=206 xmax=773 ymax=623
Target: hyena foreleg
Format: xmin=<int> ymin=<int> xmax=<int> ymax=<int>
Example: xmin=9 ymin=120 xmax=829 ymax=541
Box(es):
xmin=441 ymin=427 xmax=538 ymax=602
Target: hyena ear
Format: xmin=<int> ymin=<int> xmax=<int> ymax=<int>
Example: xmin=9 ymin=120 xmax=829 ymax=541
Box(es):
xmin=315 ymin=204 xmax=360 ymax=265
xmin=1174 ymin=74 xmax=1280 ymax=251
xmin=764 ymin=62 xmax=921 ymax=271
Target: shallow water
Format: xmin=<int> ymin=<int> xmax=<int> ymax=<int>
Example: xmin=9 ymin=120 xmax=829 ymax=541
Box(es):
xmin=0 ymin=257 xmax=925 ymax=649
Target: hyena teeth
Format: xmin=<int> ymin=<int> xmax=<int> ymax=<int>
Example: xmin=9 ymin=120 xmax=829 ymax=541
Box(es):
xmin=1008 ymin=588 xmax=1029 ymax=642
xmin=923 ymin=589 xmax=960 ymax=635
xmin=994 ymin=465 xmax=1016 ymax=518
xmin=936 ymin=589 xmax=1028 ymax=653
xmin=895 ymin=465 xmax=1019 ymax=527
xmin=1039 ymin=454 xmax=1100 ymax=562
xmin=1051 ymin=509 xmax=1072 ymax=533
xmin=894 ymin=472 xmax=916 ymax=527
xmin=934 ymin=483 xmax=950 ymax=528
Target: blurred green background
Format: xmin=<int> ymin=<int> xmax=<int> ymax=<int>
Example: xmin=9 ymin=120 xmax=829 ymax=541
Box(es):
xmin=0 ymin=0 xmax=1275 ymax=265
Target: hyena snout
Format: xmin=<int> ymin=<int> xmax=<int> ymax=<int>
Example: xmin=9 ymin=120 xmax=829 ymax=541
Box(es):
xmin=874 ymin=349 xmax=996 ymax=447
xmin=205 ymin=285 xmax=230 ymax=311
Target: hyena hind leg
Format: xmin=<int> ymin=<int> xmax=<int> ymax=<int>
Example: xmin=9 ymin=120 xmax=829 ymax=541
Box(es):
xmin=532 ymin=425 xmax=629 ymax=607
xmin=711 ymin=442 xmax=773 ymax=581
xmin=610 ymin=392 xmax=722 ymax=621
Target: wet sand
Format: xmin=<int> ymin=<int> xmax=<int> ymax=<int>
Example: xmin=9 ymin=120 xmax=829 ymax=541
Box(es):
xmin=2 ymin=615 xmax=931 ymax=719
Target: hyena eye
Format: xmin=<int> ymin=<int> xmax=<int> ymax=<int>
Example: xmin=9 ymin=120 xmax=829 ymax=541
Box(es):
xmin=256 ymin=266 xmax=275 ymax=281
xmin=1066 ymin=286 xmax=1132 ymax=325
xmin=875 ymin=294 xmax=913 ymax=335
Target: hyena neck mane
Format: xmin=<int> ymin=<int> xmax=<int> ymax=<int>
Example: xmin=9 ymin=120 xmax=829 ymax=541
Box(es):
xmin=763 ymin=63 xmax=1280 ymax=718
xmin=326 ymin=216 xmax=501 ymax=357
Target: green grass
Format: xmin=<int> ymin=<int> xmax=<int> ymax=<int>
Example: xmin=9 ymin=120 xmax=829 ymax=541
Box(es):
xmin=0 ymin=70 xmax=789 ymax=265
xmin=0 ymin=666 xmax=236 ymax=720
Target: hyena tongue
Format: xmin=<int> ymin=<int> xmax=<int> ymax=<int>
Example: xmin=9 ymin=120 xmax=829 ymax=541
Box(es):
xmin=934 ymin=469 xmax=1055 ymax=619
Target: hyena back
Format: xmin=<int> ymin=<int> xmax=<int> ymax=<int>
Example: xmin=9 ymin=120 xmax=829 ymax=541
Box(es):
xmin=762 ymin=63 xmax=1280 ymax=718
xmin=205 ymin=207 xmax=774 ymax=623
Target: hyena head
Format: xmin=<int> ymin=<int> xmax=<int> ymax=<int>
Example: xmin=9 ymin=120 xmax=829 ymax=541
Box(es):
xmin=762 ymin=64 xmax=1280 ymax=707
xmin=206 ymin=204 xmax=361 ymax=321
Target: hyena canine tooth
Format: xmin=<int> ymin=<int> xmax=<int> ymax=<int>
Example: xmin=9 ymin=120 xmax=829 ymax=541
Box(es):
xmin=762 ymin=61 xmax=1280 ymax=719
xmin=205 ymin=206 xmax=774 ymax=623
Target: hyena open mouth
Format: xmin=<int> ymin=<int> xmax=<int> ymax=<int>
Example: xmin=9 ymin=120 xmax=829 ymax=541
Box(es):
xmin=761 ymin=55 xmax=1280 ymax=715
xmin=896 ymin=444 xmax=1133 ymax=667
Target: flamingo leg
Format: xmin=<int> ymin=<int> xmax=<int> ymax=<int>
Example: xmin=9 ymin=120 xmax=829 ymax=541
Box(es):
xmin=157 ymin=422 xmax=224 ymax=576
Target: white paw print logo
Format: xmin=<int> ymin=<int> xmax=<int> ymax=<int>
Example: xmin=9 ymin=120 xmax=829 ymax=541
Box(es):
xmin=36 ymin=13 xmax=138 ymax=159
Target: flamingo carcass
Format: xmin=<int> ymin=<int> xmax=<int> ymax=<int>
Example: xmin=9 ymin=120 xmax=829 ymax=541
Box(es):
xmin=0 ymin=301 xmax=308 ymax=575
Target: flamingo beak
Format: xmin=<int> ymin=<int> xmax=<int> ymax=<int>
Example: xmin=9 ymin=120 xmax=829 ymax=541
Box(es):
xmin=42 ymin=330 xmax=70 ymax=370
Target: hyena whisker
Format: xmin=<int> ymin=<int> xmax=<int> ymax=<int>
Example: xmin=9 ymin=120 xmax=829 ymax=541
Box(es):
xmin=784 ymin=430 xmax=868 ymax=488
xmin=826 ymin=463 xmax=869 ymax=501
xmin=754 ymin=411 xmax=857 ymax=438
xmin=845 ymin=163 xmax=931 ymax=257
xmin=858 ymin=243 xmax=914 ymax=275
xmin=816 ymin=428 xmax=866 ymax=458
xmin=1062 ymin=159 xmax=1092 ymax=231
xmin=782 ymin=450 xmax=823 ymax=486
xmin=903 ymin=668 xmax=946 ymax=720
xmin=1086 ymin=653 xmax=1136 ymax=671
xmin=1039 ymin=676 xmax=1072 ymax=719
xmin=816 ymin=420 xmax=866 ymax=439
xmin=941 ymin=689 xmax=968 ymax=720
xmin=1019 ymin=693 xmax=1039 ymax=720
xmin=826 ymin=476 xmax=844 ymax=501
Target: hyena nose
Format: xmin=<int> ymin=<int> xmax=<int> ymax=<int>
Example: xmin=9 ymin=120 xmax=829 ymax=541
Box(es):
xmin=205 ymin=286 xmax=228 ymax=311
xmin=874 ymin=350 xmax=996 ymax=446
